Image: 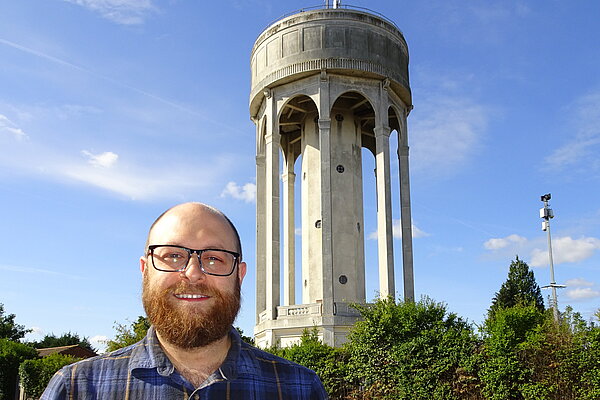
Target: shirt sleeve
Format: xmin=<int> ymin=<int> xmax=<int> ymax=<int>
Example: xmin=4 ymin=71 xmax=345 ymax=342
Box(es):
xmin=311 ymin=373 xmax=329 ymax=400
xmin=40 ymin=368 xmax=68 ymax=400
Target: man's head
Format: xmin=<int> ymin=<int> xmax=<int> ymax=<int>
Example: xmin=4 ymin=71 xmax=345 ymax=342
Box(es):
xmin=140 ymin=202 xmax=246 ymax=349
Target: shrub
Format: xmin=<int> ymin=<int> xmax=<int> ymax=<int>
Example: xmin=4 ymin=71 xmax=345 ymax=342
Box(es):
xmin=0 ymin=339 xmax=38 ymax=400
xmin=345 ymin=296 xmax=478 ymax=400
xmin=19 ymin=353 xmax=79 ymax=399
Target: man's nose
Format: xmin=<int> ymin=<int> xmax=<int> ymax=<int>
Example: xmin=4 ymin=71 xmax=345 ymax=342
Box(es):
xmin=182 ymin=253 xmax=206 ymax=283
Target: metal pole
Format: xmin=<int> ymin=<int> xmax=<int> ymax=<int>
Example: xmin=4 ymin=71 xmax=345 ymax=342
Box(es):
xmin=540 ymin=194 xmax=565 ymax=323
xmin=544 ymin=202 xmax=559 ymax=322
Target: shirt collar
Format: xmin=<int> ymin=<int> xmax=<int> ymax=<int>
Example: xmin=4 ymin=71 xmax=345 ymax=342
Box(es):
xmin=129 ymin=325 xmax=175 ymax=376
xmin=128 ymin=325 xmax=242 ymax=380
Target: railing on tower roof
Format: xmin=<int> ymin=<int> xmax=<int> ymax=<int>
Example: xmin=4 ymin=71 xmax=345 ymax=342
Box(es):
xmin=263 ymin=4 xmax=402 ymax=35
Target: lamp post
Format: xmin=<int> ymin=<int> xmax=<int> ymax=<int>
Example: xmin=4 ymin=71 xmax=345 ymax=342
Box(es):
xmin=539 ymin=193 xmax=566 ymax=323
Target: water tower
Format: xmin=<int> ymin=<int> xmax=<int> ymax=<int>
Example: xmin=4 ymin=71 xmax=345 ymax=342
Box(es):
xmin=250 ymin=4 xmax=414 ymax=347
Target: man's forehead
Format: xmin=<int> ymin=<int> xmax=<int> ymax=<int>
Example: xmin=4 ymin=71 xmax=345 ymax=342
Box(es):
xmin=150 ymin=207 xmax=232 ymax=239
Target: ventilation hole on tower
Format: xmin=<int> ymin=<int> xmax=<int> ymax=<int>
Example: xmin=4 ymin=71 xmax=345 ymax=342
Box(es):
xmin=339 ymin=275 xmax=348 ymax=284
xmin=303 ymin=172 xmax=306 ymax=180
xmin=335 ymin=114 xmax=344 ymax=121
xmin=357 ymin=222 xmax=361 ymax=232
xmin=315 ymin=219 xmax=322 ymax=228
xmin=336 ymin=164 xmax=344 ymax=173
xmin=304 ymin=279 xmax=308 ymax=287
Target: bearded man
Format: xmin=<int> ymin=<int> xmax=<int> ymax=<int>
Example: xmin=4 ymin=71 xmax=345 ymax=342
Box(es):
xmin=42 ymin=202 xmax=328 ymax=399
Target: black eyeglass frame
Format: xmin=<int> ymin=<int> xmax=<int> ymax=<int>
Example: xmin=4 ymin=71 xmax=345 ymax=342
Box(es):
xmin=148 ymin=244 xmax=240 ymax=276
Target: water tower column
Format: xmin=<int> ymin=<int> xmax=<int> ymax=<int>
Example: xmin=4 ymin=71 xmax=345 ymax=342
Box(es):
xmin=398 ymin=114 xmax=415 ymax=302
xmin=374 ymin=123 xmax=395 ymax=298
xmin=264 ymin=92 xmax=280 ymax=320
xmin=282 ymin=146 xmax=296 ymax=306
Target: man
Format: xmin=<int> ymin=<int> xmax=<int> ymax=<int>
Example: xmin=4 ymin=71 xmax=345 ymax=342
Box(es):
xmin=42 ymin=202 xmax=328 ymax=399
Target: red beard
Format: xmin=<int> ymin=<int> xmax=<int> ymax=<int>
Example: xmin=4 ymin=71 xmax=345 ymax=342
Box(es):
xmin=142 ymin=277 xmax=241 ymax=349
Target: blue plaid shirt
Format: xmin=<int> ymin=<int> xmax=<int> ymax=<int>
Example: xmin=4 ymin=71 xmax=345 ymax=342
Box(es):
xmin=41 ymin=326 xmax=328 ymax=399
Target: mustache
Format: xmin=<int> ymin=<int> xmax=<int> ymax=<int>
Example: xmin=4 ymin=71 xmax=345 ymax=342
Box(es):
xmin=166 ymin=282 xmax=217 ymax=296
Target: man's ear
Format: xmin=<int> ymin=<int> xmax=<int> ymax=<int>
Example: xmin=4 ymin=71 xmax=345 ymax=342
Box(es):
xmin=237 ymin=261 xmax=247 ymax=286
xmin=140 ymin=256 xmax=147 ymax=274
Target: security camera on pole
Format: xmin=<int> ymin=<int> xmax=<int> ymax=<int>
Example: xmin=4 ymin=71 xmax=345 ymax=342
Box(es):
xmin=539 ymin=193 xmax=566 ymax=322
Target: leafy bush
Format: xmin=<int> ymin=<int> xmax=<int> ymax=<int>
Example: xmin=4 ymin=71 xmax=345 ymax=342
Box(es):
xmin=19 ymin=353 xmax=79 ymax=399
xmin=265 ymin=328 xmax=348 ymax=397
xmin=0 ymin=339 xmax=37 ymax=400
xmin=345 ymin=296 xmax=478 ymax=400
xmin=479 ymin=304 xmax=546 ymax=400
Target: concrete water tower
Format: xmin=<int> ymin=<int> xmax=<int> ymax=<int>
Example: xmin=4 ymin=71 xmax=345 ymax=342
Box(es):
xmin=250 ymin=4 xmax=414 ymax=348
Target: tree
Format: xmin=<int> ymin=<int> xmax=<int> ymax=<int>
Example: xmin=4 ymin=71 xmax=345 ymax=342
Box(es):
xmin=32 ymin=332 xmax=95 ymax=353
xmin=0 ymin=303 xmax=30 ymax=341
xmin=0 ymin=339 xmax=38 ymax=400
xmin=488 ymin=257 xmax=544 ymax=320
xmin=19 ymin=353 xmax=80 ymax=399
xmin=345 ymin=296 xmax=478 ymax=400
xmin=480 ymin=304 xmax=547 ymax=400
xmin=265 ymin=328 xmax=347 ymax=398
xmin=105 ymin=316 xmax=150 ymax=352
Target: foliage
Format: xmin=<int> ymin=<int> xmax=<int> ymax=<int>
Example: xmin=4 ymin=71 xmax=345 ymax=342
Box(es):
xmin=105 ymin=316 xmax=150 ymax=352
xmin=556 ymin=307 xmax=600 ymax=400
xmin=480 ymin=304 xmax=547 ymax=400
xmin=31 ymin=332 xmax=95 ymax=352
xmin=344 ymin=296 xmax=478 ymax=400
xmin=19 ymin=353 xmax=80 ymax=399
xmin=265 ymin=328 xmax=348 ymax=398
xmin=0 ymin=303 xmax=30 ymax=341
xmin=488 ymin=257 xmax=544 ymax=320
xmin=0 ymin=339 xmax=38 ymax=400
xmin=235 ymin=327 xmax=255 ymax=346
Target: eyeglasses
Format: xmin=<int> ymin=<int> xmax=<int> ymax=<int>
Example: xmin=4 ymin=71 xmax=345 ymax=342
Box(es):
xmin=148 ymin=245 xmax=240 ymax=276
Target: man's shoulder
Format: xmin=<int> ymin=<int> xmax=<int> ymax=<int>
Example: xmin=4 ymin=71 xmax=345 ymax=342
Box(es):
xmin=59 ymin=340 xmax=145 ymax=375
xmin=237 ymin=341 xmax=319 ymax=379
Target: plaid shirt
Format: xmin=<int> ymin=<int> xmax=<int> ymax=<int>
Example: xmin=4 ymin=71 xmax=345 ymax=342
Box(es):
xmin=41 ymin=326 xmax=328 ymax=399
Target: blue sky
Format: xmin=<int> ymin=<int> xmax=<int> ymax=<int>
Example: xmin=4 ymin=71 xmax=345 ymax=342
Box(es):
xmin=1 ymin=0 xmax=599 ymax=352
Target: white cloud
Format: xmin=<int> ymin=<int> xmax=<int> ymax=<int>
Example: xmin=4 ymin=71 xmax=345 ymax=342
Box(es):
xmin=409 ymin=95 xmax=488 ymax=176
xmin=565 ymin=278 xmax=594 ymax=287
xmin=221 ymin=181 xmax=256 ymax=203
xmin=24 ymin=326 xmax=45 ymax=341
xmin=545 ymin=92 xmax=600 ymax=172
xmin=64 ymin=0 xmax=157 ymax=25
xmin=530 ymin=236 xmax=600 ymax=267
xmin=90 ymin=335 xmax=109 ymax=353
xmin=82 ymin=150 xmax=119 ymax=168
xmin=565 ymin=287 xmax=600 ymax=301
xmin=368 ymin=219 xmax=428 ymax=240
xmin=484 ymin=234 xmax=527 ymax=250
xmin=0 ymin=114 xmax=28 ymax=141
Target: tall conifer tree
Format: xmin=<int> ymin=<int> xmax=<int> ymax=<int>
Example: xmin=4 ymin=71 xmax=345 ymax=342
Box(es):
xmin=488 ymin=256 xmax=545 ymax=319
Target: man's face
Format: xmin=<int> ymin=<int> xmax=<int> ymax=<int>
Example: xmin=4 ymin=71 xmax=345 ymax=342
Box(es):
xmin=140 ymin=204 xmax=247 ymax=348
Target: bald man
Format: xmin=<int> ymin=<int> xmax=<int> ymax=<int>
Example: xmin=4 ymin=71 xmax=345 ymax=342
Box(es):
xmin=42 ymin=203 xmax=328 ymax=399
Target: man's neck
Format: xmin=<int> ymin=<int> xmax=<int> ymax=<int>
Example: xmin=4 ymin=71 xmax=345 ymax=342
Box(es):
xmin=156 ymin=331 xmax=232 ymax=388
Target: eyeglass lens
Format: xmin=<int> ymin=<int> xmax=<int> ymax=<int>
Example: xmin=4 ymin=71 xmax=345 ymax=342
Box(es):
xmin=151 ymin=245 xmax=236 ymax=275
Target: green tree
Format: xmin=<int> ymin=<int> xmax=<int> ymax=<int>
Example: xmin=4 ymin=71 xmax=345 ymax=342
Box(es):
xmin=32 ymin=332 xmax=95 ymax=352
xmin=557 ymin=307 xmax=600 ymax=400
xmin=480 ymin=304 xmax=547 ymax=400
xmin=19 ymin=353 xmax=80 ymax=399
xmin=105 ymin=316 xmax=150 ymax=352
xmin=488 ymin=257 xmax=544 ymax=320
xmin=345 ymin=296 xmax=478 ymax=400
xmin=0 ymin=339 xmax=38 ymax=400
xmin=265 ymin=328 xmax=348 ymax=398
xmin=0 ymin=303 xmax=30 ymax=341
